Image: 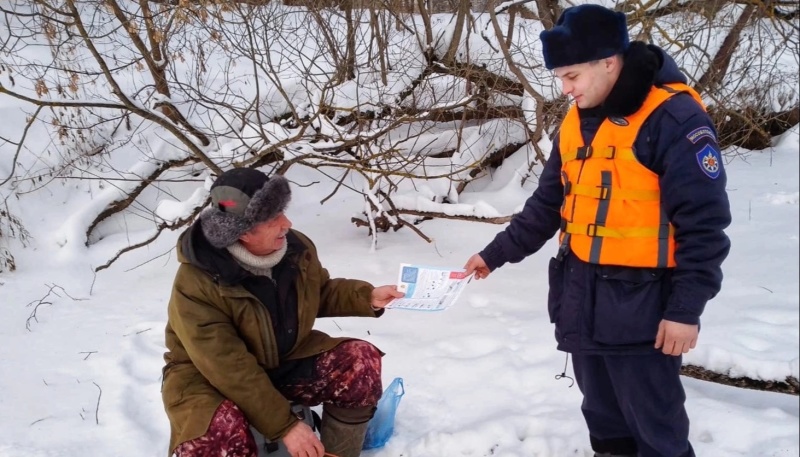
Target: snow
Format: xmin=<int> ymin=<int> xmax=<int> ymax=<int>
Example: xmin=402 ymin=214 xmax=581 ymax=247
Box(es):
xmin=0 ymin=136 xmax=798 ymax=456
xmin=1 ymin=2 xmax=798 ymax=457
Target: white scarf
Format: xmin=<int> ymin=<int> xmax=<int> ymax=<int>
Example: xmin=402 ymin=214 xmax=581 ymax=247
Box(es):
xmin=226 ymin=241 xmax=288 ymax=278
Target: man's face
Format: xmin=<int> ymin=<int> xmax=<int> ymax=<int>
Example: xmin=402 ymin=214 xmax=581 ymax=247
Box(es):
xmin=239 ymin=212 xmax=293 ymax=256
xmin=554 ymin=57 xmax=620 ymax=109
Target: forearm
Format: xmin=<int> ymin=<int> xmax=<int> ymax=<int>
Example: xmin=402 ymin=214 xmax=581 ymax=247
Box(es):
xmin=319 ymin=278 xmax=375 ymax=317
xmin=481 ymin=145 xmax=564 ymax=270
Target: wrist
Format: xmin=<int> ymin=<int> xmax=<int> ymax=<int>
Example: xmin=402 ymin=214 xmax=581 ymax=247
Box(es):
xmin=662 ymin=308 xmax=700 ymax=325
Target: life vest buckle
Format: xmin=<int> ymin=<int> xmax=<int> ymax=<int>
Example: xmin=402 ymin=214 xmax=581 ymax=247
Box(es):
xmin=585 ymin=223 xmax=599 ymax=236
xmin=576 ymin=146 xmax=593 ymax=160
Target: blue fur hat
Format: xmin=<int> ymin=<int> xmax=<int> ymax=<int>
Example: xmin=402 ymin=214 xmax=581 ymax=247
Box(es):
xmin=540 ymin=4 xmax=630 ymax=70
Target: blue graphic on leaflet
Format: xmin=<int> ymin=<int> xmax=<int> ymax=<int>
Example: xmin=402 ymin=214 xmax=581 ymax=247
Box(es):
xmin=401 ymin=266 xmax=418 ymax=297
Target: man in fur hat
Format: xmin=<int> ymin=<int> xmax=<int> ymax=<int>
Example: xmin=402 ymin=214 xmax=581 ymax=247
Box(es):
xmin=162 ymin=167 xmax=404 ymax=457
xmin=465 ymin=4 xmax=730 ymax=457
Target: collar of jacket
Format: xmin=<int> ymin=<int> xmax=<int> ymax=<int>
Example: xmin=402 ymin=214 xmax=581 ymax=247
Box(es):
xmin=179 ymin=222 xmax=307 ymax=286
xmin=579 ymin=41 xmax=659 ymax=120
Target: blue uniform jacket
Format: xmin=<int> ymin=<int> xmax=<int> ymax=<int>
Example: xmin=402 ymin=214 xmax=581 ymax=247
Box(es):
xmin=480 ymin=47 xmax=732 ymax=354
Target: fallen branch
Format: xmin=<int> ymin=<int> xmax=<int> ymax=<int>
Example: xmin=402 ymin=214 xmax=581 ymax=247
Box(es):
xmin=456 ymin=140 xmax=528 ymax=194
xmin=396 ymin=209 xmax=513 ymax=224
xmin=84 ymin=156 xmax=197 ymax=246
xmin=380 ymin=194 xmax=433 ymax=243
xmin=682 ymin=364 xmax=799 ymax=395
xmin=94 ymin=213 xmax=200 ymax=273
xmin=430 ymin=61 xmax=525 ymax=96
xmin=350 ymin=188 xmax=438 ymax=244
xmin=351 ymin=207 xmax=513 ymax=242
xmin=92 ymin=381 xmax=102 ymax=425
xmin=25 ymin=284 xmax=87 ymax=331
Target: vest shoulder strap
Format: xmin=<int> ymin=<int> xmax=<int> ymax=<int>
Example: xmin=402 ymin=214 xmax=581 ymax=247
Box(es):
xmin=658 ymin=82 xmax=706 ymax=110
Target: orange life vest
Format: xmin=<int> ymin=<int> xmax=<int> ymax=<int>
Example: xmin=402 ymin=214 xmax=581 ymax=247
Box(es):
xmin=558 ymin=83 xmax=705 ymax=268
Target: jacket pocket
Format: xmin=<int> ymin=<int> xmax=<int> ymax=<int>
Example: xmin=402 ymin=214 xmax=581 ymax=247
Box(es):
xmin=547 ymin=257 xmax=565 ymax=324
xmin=592 ymin=265 xmax=668 ymax=345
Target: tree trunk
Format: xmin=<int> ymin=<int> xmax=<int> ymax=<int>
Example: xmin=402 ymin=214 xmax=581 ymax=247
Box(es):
xmin=371 ymin=8 xmax=389 ymax=85
xmin=416 ymin=0 xmax=435 ymax=60
xmin=139 ymin=0 xmax=169 ymax=110
xmin=534 ymin=0 xmax=559 ymax=30
xmin=505 ymin=6 xmax=515 ymax=49
xmin=696 ymin=4 xmax=756 ymax=95
xmin=442 ymin=0 xmax=471 ymax=65
xmin=341 ymin=0 xmax=357 ymax=81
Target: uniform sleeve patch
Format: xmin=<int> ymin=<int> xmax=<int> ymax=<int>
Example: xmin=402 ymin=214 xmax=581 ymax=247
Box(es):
xmin=696 ymin=144 xmax=721 ymax=179
xmin=686 ymin=126 xmax=716 ymax=144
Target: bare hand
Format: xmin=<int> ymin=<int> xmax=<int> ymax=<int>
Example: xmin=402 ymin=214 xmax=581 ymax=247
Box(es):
xmin=654 ymin=319 xmax=699 ymax=356
xmin=282 ymin=421 xmax=323 ymax=457
xmin=464 ymin=253 xmax=491 ymax=280
xmin=371 ymin=285 xmax=405 ymax=309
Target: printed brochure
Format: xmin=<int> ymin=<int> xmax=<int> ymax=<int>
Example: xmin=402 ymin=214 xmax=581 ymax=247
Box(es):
xmin=387 ymin=263 xmax=471 ymax=311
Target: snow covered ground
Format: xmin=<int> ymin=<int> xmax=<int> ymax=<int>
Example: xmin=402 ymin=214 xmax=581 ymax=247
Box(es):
xmin=0 ymin=127 xmax=797 ymax=457
xmin=1 ymin=1 xmax=798 ymax=454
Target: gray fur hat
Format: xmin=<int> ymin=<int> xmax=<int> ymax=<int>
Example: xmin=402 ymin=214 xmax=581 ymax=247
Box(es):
xmin=199 ymin=168 xmax=291 ymax=248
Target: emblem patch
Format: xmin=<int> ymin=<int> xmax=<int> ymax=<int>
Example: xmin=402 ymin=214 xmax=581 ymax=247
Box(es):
xmin=695 ymin=144 xmax=721 ymax=179
xmin=686 ymin=126 xmax=716 ymax=144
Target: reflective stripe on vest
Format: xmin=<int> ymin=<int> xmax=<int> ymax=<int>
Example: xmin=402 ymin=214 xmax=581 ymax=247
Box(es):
xmin=558 ymin=83 xmax=705 ymax=268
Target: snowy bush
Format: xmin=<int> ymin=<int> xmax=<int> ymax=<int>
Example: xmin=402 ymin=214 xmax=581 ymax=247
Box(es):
xmin=0 ymin=0 xmax=797 ymax=268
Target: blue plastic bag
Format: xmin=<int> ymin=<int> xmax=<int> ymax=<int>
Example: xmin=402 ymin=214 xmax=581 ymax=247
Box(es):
xmin=362 ymin=377 xmax=404 ymax=450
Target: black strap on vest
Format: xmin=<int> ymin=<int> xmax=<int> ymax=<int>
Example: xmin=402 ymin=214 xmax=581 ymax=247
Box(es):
xmin=588 ymin=171 xmax=613 ymax=264
xmin=558 ymin=170 xmax=574 ymax=260
xmin=656 ymin=207 xmax=671 ymax=268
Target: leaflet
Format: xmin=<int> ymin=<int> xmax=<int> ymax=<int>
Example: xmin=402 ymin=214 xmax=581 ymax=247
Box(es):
xmin=387 ymin=263 xmax=471 ymax=311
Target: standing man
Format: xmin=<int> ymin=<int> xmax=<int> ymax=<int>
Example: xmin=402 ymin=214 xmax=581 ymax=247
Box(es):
xmin=464 ymin=5 xmax=730 ymax=457
xmin=162 ymin=167 xmax=404 ymax=457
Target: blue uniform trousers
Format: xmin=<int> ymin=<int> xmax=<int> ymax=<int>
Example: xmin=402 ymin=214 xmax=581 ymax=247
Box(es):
xmin=572 ymin=353 xmax=695 ymax=457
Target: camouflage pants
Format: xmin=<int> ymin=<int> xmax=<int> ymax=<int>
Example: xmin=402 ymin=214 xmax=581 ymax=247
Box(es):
xmin=174 ymin=340 xmax=382 ymax=456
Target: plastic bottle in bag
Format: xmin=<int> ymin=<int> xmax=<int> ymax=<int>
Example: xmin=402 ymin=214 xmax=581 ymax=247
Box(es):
xmin=362 ymin=377 xmax=404 ymax=450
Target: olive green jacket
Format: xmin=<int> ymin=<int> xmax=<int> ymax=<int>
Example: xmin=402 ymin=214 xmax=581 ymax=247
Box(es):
xmin=162 ymin=226 xmax=377 ymax=454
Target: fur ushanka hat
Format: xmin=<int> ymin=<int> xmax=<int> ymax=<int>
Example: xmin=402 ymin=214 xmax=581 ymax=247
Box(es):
xmin=200 ymin=168 xmax=291 ymax=248
xmin=540 ymin=4 xmax=630 ymax=70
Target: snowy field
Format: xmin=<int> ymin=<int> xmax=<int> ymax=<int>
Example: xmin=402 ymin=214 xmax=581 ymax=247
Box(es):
xmin=0 ymin=127 xmax=797 ymax=457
